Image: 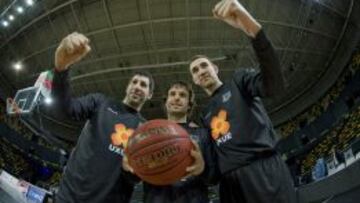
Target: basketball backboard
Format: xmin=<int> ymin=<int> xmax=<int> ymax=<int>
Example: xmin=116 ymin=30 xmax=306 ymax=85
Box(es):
xmin=6 ymin=86 xmax=41 ymax=115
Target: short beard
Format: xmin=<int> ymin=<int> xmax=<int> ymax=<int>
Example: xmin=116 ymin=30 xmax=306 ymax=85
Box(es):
xmin=168 ymin=110 xmax=187 ymax=119
xmin=127 ymin=99 xmax=143 ymax=109
xmin=205 ymin=80 xmax=216 ymax=90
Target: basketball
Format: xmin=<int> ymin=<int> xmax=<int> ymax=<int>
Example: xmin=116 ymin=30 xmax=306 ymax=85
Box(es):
xmin=125 ymin=119 xmax=193 ymax=185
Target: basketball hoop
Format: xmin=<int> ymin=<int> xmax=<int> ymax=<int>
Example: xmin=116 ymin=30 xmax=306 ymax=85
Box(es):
xmin=7 ymin=86 xmax=41 ymax=115
xmin=6 ymin=97 xmax=22 ymax=116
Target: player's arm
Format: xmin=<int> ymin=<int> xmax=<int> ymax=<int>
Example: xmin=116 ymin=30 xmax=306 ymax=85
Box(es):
xmin=197 ymin=117 xmax=221 ymax=185
xmin=121 ymin=156 xmax=141 ymax=185
xmin=213 ymin=0 xmax=261 ymax=38
xmin=185 ymin=139 xmax=205 ymax=177
xmin=200 ymin=134 xmax=220 ymax=185
xmin=214 ymin=0 xmax=285 ymax=97
xmin=52 ymin=32 xmax=104 ymax=121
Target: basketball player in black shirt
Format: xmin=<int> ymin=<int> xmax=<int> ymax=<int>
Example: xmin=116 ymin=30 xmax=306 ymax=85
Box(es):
xmin=142 ymin=81 xmax=218 ymax=203
xmin=52 ymin=32 xmax=154 ymax=203
xmin=189 ymin=0 xmax=296 ymax=202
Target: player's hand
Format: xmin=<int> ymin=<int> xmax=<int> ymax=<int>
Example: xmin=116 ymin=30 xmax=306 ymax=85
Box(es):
xmin=212 ymin=0 xmax=261 ymax=38
xmin=185 ymin=139 xmax=205 ymax=178
xmin=122 ymin=155 xmax=134 ymax=173
xmin=55 ymin=32 xmax=91 ymax=72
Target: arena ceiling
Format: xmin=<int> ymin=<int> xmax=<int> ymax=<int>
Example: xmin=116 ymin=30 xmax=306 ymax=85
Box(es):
xmin=0 ymin=0 xmax=359 ymax=140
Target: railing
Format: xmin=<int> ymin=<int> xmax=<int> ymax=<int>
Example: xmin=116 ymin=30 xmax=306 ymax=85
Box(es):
xmin=296 ymin=137 xmax=360 ymax=186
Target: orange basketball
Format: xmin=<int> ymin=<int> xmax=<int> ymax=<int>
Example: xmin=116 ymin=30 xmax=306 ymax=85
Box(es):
xmin=125 ymin=119 xmax=193 ymax=185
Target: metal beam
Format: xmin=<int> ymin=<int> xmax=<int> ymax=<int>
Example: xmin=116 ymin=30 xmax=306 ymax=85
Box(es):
xmin=71 ymin=67 xmax=229 ymax=88
xmin=135 ymin=0 xmax=152 ymax=64
xmin=75 ymin=1 xmax=112 ymax=97
xmin=269 ymin=0 xmax=355 ymax=115
xmin=169 ymin=0 xmax=175 ymax=49
xmin=72 ymin=44 xmax=330 ymax=67
xmin=73 ymin=44 xmax=238 ymax=66
xmin=70 ymin=3 xmax=83 ymax=31
xmin=70 ymin=56 xmax=227 ymax=82
xmin=186 ymin=0 xmax=190 ymax=59
xmin=42 ymin=1 xmax=62 ymax=41
xmin=279 ymin=0 xmax=306 ymax=66
xmin=145 ymin=0 xmax=160 ymax=63
xmin=102 ymin=0 xmax=122 ymax=96
xmin=0 ymin=0 xmax=78 ymax=50
xmin=324 ymin=0 xmax=354 ymax=68
xmin=315 ymin=1 xmax=346 ymax=18
xmin=14 ymin=17 xmax=338 ymax=62
xmin=102 ymin=0 xmax=122 ymax=53
xmin=0 ymin=0 xmax=18 ymax=18
xmin=68 ymin=42 xmax=327 ymax=83
xmin=260 ymin=20 xmax=337 ymax=40
xmin=23 ymin=32 xmax=44 ymax=73
xmin=16 ymin=44 xmax=331 ymax=84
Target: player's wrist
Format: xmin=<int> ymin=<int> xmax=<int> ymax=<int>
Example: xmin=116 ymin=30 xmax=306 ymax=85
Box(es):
xmin=239 ymin=14 xmax=261 ymax=38
xmin=54 ymin=61 xmax=68 ymax=72
xmin=247 ymin=22 xmax=262 ymax=38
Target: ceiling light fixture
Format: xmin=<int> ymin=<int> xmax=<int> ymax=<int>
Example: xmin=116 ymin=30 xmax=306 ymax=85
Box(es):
xmin=25 ymin=0 xmax=34 ymax=6
xmin=2 ymin=20 xmax=9 ymax=27
xmin=44 ymin=97 xmax=53 ymax=105
xmin=8 ymin=15 xmax=15 ymax=21
xmin=13 ymin=62 xmax=23 ymax=70
xmin=16 ymin=6 xmax=24 ymax=14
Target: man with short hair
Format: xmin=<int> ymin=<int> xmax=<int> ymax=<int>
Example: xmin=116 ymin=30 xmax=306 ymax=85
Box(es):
xmin=189 ymin=0 xmax=296 ymax=202
xmin=52 ymin=32 xmax=154 ymax=203
xmin=142 ymin=81 xmax=218 ymax=203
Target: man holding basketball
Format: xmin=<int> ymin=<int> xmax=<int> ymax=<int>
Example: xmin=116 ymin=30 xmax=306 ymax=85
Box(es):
xmin=52 ymin=32 xmax=154 ymax=203
xmin=189 ymin=0 xmax=296 ymax=202
xmin=142 ymin=81 xmax=218 ymax=203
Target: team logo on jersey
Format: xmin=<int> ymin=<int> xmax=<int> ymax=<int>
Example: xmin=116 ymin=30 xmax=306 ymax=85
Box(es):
xmin=107 ymin=107 xmax=118 ymax=115
xmin=210 ymin=110 xmax=230 ymax=139
xmin=222 ymin=91 xmax=231 ymax=103
xmin=111 ymin=123 xmax=134 ymax=148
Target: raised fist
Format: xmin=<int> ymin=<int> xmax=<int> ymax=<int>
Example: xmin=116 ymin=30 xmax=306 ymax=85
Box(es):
xmin=213 ymin=0 xmax=261 ymax=38
xmin=55 ymin=32 xmax=91 ymax=72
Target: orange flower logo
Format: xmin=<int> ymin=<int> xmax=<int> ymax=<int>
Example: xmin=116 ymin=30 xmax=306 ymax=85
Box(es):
xmin=210 ymin=110 xmax=230 ymax=140
xmin=111 ymin=124 xmax=134 ymax=148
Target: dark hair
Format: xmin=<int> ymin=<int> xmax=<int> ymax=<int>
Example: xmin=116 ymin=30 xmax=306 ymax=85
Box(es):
xmin=129 ymin=71 xmax=155 ymax=93
xmin=164 ymin=81 xmax=196 ymax=116
xmin=190 ymin=54 xmax=213 ymax=65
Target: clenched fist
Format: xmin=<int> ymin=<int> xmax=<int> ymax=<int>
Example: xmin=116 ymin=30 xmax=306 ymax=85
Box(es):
xmin=213 ymin=0 xmax=261 ymax=38
xmin=55 ymin=32 xmax=91 ymax=72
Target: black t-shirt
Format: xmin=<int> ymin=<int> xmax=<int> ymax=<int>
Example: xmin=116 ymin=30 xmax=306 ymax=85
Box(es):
xmin=201 ymin=30 xmax=285 ymax=174
xmin=143 ymin=122 xmax=218 ymax=203
xmin=52 ymin=71 xmax=143 ymax=203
